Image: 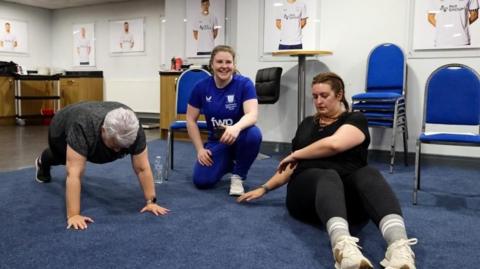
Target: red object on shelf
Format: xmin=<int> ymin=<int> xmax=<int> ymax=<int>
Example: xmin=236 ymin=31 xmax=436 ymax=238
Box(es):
xmin=41 ymin=108 xmax=54 ymax=125
xmin=175 ymin=58 xmax=183 ymax=71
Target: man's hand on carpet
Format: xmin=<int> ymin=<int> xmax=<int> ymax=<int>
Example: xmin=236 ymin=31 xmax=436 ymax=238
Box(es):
xmin=140 ymin=203 xmax=170 ymax=216
xmin=67 ymin=215 xmax=94 ymax=230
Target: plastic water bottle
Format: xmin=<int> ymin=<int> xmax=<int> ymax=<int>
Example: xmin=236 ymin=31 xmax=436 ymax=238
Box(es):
xmin=153 ymin=155 xmax=165 ymax=184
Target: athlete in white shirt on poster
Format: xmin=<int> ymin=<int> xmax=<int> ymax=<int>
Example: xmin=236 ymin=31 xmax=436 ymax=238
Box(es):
xmin=276 ymin=0 xmax=308 ymax=50
xmin=193 ymin=0 xmax=219 ymax=56
xmin=75 ymin=27 xmax=91 ymax=65
xmin=119 ymin=21 xmax=134 ymax=51
xmin=428 ymin=0 xmax=479 ymax=47
xmin=0 ymin=22 xmax=18 ymax=51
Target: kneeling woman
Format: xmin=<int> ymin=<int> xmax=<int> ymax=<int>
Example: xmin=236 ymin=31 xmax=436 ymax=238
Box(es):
xmin=238 ymin=72 xmax=416 ymax=269
xmin=186 ymin=45 xmax=262 ymax=196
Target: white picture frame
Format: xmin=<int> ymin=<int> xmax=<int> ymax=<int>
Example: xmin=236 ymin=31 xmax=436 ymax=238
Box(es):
xmin=263 ymin=0 xmax=318 ymax=54
xmin=185 ymin=0 xmax=226 ymax=58
xmin=0 ymin=18 xmax=28 ymax=54
xmin=411 ymin=0 xmax=480 ymax=51
xmin=109 ymin=18 xmax=145 ymax=54
xmin=72 ymin=23 xmax=95 ymax=67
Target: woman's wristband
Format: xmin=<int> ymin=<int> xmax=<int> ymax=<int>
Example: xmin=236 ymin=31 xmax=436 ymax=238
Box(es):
xmin=260 ymin=184 xmax=270 ymax=193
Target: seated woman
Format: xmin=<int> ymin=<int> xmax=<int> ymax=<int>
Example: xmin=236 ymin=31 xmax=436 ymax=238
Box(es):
xmin=238 ymin=72 xmax=417 ymax=269
xmin=186 ymin=45 xmax=262 ymax=195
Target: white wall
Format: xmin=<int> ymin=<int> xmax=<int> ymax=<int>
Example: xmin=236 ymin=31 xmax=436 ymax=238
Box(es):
xmin=50 ymin=0 xmax=165 ymax=113
xmin=0 ymin=2 xmax=51 ymax=70
xmin=1 ymin=0 xmax=479 ymax=157
xmin=228 ymin=0 xmax=480 ymax=157
xmin=163 ymin=0 xmax=187 ymax=68
xmin=318 ymin=0 xmax=409 ymax=152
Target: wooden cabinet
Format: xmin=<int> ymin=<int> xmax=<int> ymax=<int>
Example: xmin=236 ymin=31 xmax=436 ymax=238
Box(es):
xmin=0 ymin=75 xmax=15 ymax=125
xmin=60 ymin=77 xmax=103 ymax=108
xmin=1 ymin=72 xmax=102 ymax=125
xmin=160 ymin=72 xmax=181 ymax=139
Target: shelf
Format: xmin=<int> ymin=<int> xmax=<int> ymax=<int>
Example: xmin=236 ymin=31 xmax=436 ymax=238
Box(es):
xmin=14 ymin=96 xmax=61 ymax=100
xmin=14 ymin=77 xmax=61 ymax=124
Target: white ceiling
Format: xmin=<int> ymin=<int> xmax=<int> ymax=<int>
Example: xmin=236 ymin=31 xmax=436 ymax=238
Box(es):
xmin=3 ymin=0 xmax=133 ymax=10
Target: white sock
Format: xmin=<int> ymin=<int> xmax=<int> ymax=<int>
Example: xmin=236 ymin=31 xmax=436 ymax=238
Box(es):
xmin=231 ymin=174 xmax=242 ymax=182
xmin=326 ymin=217 xmax=350 ymax=247
xmin=379 ymin=214 xmax=408 ymax=245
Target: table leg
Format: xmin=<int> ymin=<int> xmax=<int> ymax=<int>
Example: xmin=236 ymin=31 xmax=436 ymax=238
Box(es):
xmin=297 ymin=55 xmax=306 ymax=125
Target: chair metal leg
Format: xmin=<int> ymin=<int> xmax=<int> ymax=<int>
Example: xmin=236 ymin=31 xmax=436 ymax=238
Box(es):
xmin=389 ymin=100 xmax=402 ymax=173
xmin=413 ymin=140 xmax=421 ymax=205
xmin=165 ymin=129 xmax=172 ymax=180
xmin=403 ymin=109 xmax=409 ymax=140
xmin=416 ymin=142 xmax=421 ymax=191
xmin=389 ymin=120 xmax=398 ymax=174
xmin=402 ymin=113 xmax=409 ymax=166
xmin=402 ymin=125 xmax=408 ymax=167
xmin=169 ymin=130 xmax=174 ymax=170
xmin=389 ymin=123 xmax=397 ymax=174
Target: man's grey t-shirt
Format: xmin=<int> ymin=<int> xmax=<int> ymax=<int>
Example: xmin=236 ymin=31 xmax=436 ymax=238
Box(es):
xmin=49 ymin=101 xmax=146 ymax=164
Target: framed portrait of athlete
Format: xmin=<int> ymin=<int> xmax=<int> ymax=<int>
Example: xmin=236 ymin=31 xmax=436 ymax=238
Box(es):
xmin=0 ymin=18 xmax=28 ymax=54
xmin=411 ymin=0 xmax=480 ymax=50
xmin=72 ymin=23 xmax=95 ymax=67
xmin=185 ymin=0 xmax=226 ymax=58
xmin=109 ymin=18 xmax=145 ymax=54
xmin=262 ymin=0 xmax=319 ymax=54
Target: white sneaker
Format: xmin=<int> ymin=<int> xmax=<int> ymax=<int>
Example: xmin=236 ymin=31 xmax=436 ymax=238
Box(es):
xmin=229 ymin=176 xmax=244 ymax=196
xmin=380 ymin=238 xmax=417 ymax=269
xmin=333 ymin=236 xmax=373 ymax=269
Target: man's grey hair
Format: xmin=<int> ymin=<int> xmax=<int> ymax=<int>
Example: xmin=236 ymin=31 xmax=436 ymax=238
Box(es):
xmin=103 ymin=107 xmax=139 ymax=148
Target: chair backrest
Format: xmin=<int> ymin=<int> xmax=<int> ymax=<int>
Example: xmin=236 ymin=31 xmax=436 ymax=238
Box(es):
xmin=255 ymin=67 xmax=283 ymax=104
xmin=366 ymin=43 xmax=405 ymax=94
xmin=423 ymin=64 xmax=480 ymax=127
xmin=175 ymin=68 xmax=211 ymax=115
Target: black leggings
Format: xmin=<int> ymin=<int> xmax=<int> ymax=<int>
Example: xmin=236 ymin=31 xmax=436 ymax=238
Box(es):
xmin=286 ymin=166 xmax=402 ymax=226
xmin=40 ymin=133 xmax=67 ymax=168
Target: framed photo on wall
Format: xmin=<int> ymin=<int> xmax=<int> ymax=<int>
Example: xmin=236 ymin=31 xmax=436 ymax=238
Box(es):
xmin=263 ymin=0 xmax=318 ymax=53
xmin=0 ymin=18 xmax=28 ymax=54
xmin=185 ymin=0 xmax=226 ymax=58
xmin=412 ymin=0 xmax=480 ymax=50
xmin=109 ymin=18 xmax=145 ymax=53
xmin=73 ymin=23 xmax=95 ymax=66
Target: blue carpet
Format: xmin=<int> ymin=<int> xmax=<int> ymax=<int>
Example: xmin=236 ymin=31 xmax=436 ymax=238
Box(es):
xmin=0 ymin=139 xmax=479 ymax=268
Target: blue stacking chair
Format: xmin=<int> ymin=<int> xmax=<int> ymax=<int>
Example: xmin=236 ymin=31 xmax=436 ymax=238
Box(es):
xmin=413 ymin=64 xmax=480 ymax=204
xmin=165 ymin=68 xmax=211 ymax=179
xmin=351 ymin=43 xmax=408 ymax=173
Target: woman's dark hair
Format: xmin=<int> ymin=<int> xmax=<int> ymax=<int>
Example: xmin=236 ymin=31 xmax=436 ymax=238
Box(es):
xmin=311 ymin=72 xmax=349 ymax=111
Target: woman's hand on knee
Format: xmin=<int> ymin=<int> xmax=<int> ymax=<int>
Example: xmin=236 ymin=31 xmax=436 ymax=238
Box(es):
xmin=277 ymin=153 xmax=298 ymax=173
xmin=197 ymin=148 xmax=213 ymax=166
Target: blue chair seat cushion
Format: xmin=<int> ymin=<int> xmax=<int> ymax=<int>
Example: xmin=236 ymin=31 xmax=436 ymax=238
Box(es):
xmin=363 ymin=112 xmax=394 ymax=119
xmin=366 ymin=120 xmax=394 ymax=127
xmin=352 ymin=92 xmax=402 ymax=100
xmin=419 ymin=133 xmax=480 ymax=144
xmin=352 ymin=102 xmax=396 ymax=111
xmin=170 ymin=121 xmax=207 ymax=130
